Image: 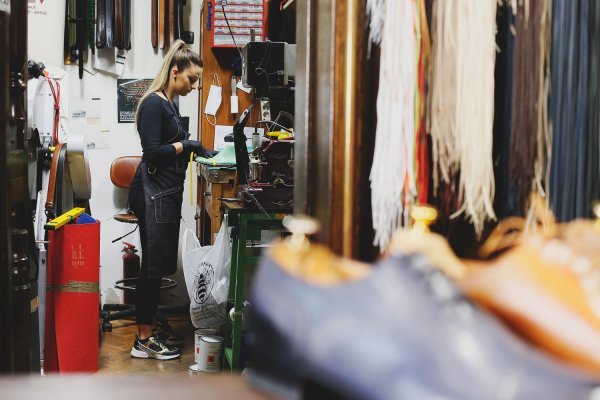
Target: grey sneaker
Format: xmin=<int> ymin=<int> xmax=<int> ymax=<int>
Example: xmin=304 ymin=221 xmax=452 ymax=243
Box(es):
xmin=130 ymin=336 xmax=181 ymax=360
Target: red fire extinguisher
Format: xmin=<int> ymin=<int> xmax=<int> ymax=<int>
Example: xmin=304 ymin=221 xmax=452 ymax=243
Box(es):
xmin=121 ymin=242 xmax=140 ymax=304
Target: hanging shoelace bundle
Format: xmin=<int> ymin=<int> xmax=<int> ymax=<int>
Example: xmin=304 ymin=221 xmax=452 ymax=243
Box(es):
xmin=549 ymin=0 xmax=596 ymax=221
xmin=429 ymin=0 xmax=498 ymax=237
xmin=367 ymin=0 xmax=418 ymax=249
xmin=429 ymin=0 xmax=459 ymax=190
xmin=509 ymin=0 xmax=551 ymax=215
xmin=587 ymin=0 xmax=600 ymax=212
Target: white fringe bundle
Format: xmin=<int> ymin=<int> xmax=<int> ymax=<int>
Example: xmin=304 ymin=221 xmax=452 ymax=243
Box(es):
xmin=429 ymin=0 xmax=498 ymax=236
xmin=429 ymin=0 xmax=459 ymax=189
xmin=367 ymin=0 xmax=418 ymax=249
xmin=452 ymin=0 xmax=498 ymax=235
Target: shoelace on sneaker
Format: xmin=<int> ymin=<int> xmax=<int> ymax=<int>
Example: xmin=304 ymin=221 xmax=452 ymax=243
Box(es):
xmin=139 ymin=336 xmax=173 ymax=355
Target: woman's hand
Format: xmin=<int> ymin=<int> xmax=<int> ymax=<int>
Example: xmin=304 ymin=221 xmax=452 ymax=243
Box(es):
xmin=180 ymin=139 xmax=209 ymax=157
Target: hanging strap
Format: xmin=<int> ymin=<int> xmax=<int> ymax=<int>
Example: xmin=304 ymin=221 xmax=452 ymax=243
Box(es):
xmin=175 ymin=0 xmax=182 ymax=40
xmin=151 ymin=0 xmax=158 ymax=48
xmin=89 ymin=0 xmax=96 ymax=54
xmin=96 ymin=0 xmax=106 ymax=48
xmin=65 ymin=0 xmax=77 ymax=64
xmin=124 ymin=0 xmax=131 ymax=50
xmin=114 ymin=0 xmax=124 ymax=49
xmin=168 ymin=0 xmax=175 ymax=47
xmin=76 ymin=0 xmax=89 ymax=79
xmin=105 ymin=0 xmax=114 ymax=48
xmin=45 ymin=144 xmax=67 ymax=220
xmin=159 ymin=0 xmax=166 ymax=49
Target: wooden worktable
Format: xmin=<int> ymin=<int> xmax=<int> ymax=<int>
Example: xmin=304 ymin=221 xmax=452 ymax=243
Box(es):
xmin=196 ymin=162 xmax=237 ymax=245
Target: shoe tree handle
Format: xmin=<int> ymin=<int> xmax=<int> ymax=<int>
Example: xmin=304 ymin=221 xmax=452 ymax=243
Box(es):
xmin=283 ymin=215 xmax=320 ymax=251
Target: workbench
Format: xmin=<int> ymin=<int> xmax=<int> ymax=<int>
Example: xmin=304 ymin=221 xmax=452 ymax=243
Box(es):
xmin=196 ymin=162 xmax=237 ymax=245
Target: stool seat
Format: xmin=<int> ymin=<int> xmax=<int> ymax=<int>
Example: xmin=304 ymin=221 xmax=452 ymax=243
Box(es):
xmin=114 ymin=213 xmax=138 ymax=224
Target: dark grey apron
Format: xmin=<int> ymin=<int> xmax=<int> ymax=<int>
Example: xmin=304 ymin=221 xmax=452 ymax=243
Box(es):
xmin=134 ymin=98 xmax=190 ymax=277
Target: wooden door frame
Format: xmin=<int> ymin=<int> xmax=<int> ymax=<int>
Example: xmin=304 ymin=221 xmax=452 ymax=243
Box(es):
xmin=295 ymin=0 xmax=377 ymax=259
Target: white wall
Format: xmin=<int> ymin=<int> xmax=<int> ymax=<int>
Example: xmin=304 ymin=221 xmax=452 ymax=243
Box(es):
xmin=28 ymin=0 xmax=203 ymax=306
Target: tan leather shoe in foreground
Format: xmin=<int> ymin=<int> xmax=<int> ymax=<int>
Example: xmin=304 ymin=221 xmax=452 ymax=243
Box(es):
xmin=392 ymin=219 xmax=600 ymax=376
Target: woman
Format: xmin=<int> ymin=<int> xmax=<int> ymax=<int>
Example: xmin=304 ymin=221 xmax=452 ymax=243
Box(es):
xmin=128 ymin=40 xmax=207 ymax=360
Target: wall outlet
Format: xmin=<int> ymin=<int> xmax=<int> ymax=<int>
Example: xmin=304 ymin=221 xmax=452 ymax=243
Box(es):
xmin=260 ymin=99 xmax=271 ymax=121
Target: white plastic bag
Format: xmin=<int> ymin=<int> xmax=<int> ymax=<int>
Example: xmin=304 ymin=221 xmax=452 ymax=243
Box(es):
xmin=182 ymin=219 xmax=231 ymax=328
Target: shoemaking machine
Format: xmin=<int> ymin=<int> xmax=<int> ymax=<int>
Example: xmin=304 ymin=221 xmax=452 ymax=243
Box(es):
xmin=1 ymin=0 xmax=39 ymax=373
xmin=1 ymin=1 xmax=91 ymax=373
xmin=233 ymin=40 xmax=296 ymax=211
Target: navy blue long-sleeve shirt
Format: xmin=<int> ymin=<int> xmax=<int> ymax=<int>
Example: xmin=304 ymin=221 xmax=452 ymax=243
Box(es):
xmin=130 ymin=93 xmax=187 ymax=192
xmin=137 ymin=93 xmax=182 ymax=164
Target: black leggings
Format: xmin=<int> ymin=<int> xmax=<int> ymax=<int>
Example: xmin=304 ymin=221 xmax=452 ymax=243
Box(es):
xmin=129 ymin=186 xmax=162 ymax=325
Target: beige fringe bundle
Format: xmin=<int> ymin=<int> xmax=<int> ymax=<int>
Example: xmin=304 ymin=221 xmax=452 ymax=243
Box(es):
xmin=429 ymin=0 xmax=499 ymax=236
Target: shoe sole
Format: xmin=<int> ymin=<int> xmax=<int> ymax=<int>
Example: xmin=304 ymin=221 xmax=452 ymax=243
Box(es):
xmin=130 ymin=347 xmax=180 ymax=360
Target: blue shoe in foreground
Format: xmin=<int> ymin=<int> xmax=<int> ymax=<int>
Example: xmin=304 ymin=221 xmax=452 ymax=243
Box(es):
xmin=130 ymin=336 xmax=181 ymax=360
xmin=246 ymin=246 xmax=600 ymax=400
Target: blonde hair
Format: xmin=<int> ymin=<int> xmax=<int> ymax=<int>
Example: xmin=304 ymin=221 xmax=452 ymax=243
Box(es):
xmin=135 ymin=39 xmax=202 ymax=124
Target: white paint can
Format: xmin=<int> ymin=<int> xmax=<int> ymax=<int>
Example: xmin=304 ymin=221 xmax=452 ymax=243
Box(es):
xmin=196 ymin=335 xmax=224 ymax=372
xmin=194 ymin=328 xmax=217 ymax=364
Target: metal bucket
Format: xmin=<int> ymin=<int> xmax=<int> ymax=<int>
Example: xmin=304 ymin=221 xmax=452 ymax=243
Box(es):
xmin=196 ymin=335 xmax=224 ymax=372
xmin=194 ymin=328 xmax=218 ymax=364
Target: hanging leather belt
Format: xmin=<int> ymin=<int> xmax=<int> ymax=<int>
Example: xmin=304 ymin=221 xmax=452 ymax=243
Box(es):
xmin=45 ymin=144 xmax=67 ymax=220
xmin=123 ymin=0 xmax=131 ymax=50
xmin=175 ymin=0 xmax=182 ymax=40
xmin=76 ymin=0 xmax=89 ymax=79
xmin=168 ymin=0 xmax=175 ymax=47
xmin=89 ymin=0 xmax=95 ymax=54
xmin=96 ymin=0 xmax=106 ymax=48
xmin=159 ymin=0 xmax=166 ymax=49
xmin=151 ymin=0 xmax=158 ymax=48
xmin=114 ymin=0 xmax=124 ymax=49
xmin=105 ymin=0 xmax=114 ymax=48
xmin=65 ymin=0 xmax=77 ymax=65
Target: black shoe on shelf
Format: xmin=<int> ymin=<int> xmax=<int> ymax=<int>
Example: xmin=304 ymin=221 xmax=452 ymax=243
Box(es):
xmin=130 ymin=335 xmax=181 ymax=360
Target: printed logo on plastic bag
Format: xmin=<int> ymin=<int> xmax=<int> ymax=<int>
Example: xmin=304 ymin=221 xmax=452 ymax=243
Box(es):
xmin=194 ymin=261 xmax=214 ymax=305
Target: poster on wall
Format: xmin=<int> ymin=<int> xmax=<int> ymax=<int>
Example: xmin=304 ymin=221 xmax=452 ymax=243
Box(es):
xmin=117 ymin=79 xmax=153 ymax=123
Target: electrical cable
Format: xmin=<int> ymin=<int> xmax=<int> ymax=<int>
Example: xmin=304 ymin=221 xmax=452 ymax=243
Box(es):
xmin=43 ymin=70 xmax=61 ymax=145
xmin=220 ymin=1 xmax=244 ymax=59
xmin=254 ymin=39 xmax=272 ymax=94
xmin=111 ymin=224 xmax=139 ymax=243
xmin=105 ymin=207 xmax=125 ymax=223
